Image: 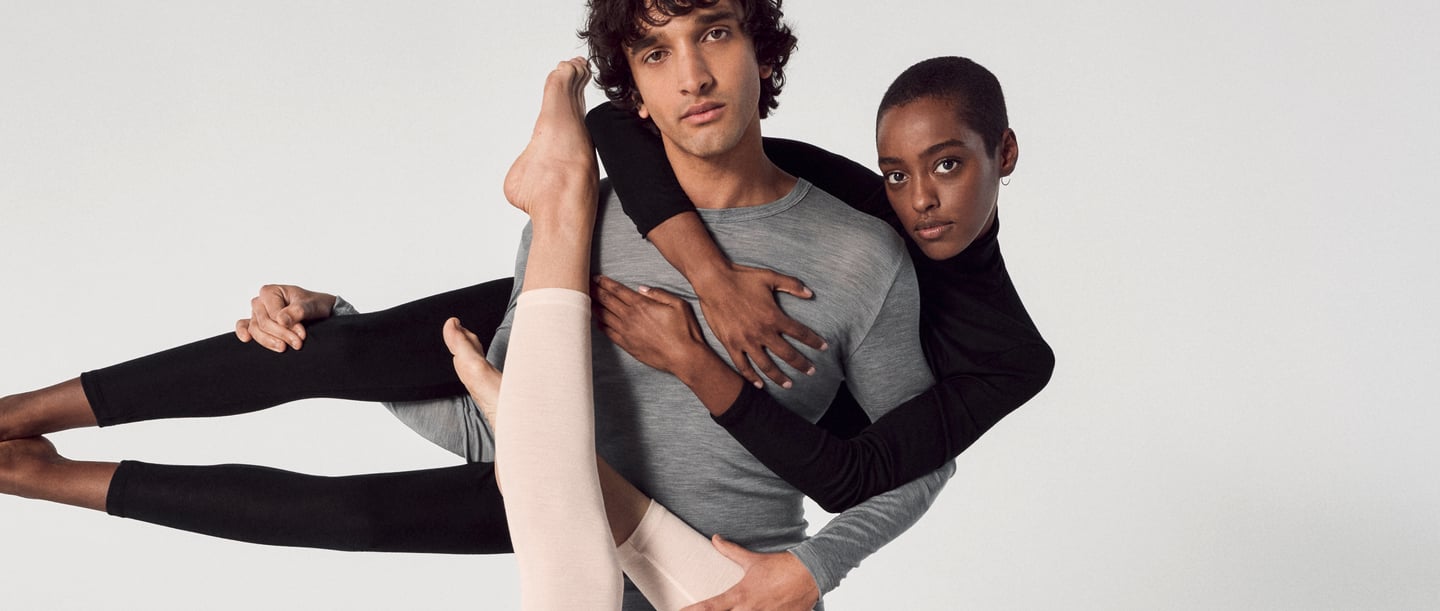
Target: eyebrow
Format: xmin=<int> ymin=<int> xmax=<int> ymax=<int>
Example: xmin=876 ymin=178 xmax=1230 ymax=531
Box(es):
xmin=878 ymin=139 xmax=969 ymax=166
xmin=698 ymin=9 xmax=740 ymax=27
xmin=922 ymin=138 xmax=969 ymax=157
xmin=629 ymin=9 xmax=740 ymax=58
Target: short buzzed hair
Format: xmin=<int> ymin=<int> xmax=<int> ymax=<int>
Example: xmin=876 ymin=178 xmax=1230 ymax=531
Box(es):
xmin=878 ymin=56 xmax=1009 ymax=154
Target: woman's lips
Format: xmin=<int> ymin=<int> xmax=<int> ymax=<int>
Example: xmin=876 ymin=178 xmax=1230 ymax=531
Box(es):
xmin=914 ymin=220 xmax=954 ymax=240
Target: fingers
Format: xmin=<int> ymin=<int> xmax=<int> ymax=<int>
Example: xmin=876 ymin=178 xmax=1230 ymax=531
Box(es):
xmin=780 ymin=318 xmax=828 ymax=352
xmin=765 ymin=269 xmax=814 ymax=299
xmin=235 ymin=319 xmax=253 ymax=342
xmin=249 ymin=288 xmax=303 ymax=351
xmin=677 ymin=537 xmax=750 ymax=610
xmin=726 ymin=344 xmax=764 ymax=389
xmin=635 ymin=284 xmax=682 ymax=306
xmin=761 ymin=269 xmax=827 ymax=355
xmin=593 ymin=275 xmax=642 ymax=307
xmin=709 ymin=534 xmax=750 ymax=564
xmin=279 ymin=303 xmax=310 ymax=342
xmin=746 ymin=348 xmax=792 ymax=390
xmin=680 ymin=595 xmax=729 ymax=611
xmin=764 ymin=337 xmax=815 ymax=379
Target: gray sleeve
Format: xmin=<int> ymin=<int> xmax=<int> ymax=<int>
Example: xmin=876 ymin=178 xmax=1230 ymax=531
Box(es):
xmin=330 ymin=295 xmax=361 ymax=317
xmin=789 ymin=461 xmax=955 ymax=594
xmin=789 ymin=256 xmax=956 ymax=594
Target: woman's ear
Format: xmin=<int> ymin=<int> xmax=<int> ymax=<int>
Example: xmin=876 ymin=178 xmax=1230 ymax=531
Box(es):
xmin=998 ymin=128 xmax=1019 ymax=177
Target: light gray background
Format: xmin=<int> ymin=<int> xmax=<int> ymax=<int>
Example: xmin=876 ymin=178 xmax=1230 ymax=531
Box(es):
xmin=2 ymin=1 xmax=1437 ymax=609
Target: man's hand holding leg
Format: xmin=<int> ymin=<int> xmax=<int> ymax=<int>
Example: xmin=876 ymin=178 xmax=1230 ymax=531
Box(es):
xmin=234 ymin=284 xmax=337 ymax=352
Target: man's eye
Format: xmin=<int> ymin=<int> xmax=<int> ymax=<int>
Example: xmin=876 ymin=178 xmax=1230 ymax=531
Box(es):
xmin=643 ymin=50 xmax=667 ymax=64
xmin=704 ymin=28 xmax=730 ymax=41
xmin=885 ymin=172 xmax=907 ymax=185
xmin=935 ymin=159 xmax=960 ymax=174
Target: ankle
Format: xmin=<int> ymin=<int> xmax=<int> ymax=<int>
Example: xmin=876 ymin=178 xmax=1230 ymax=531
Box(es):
xmin=0 ymin=438 xmax=60 ymax=497
xmin=0 ymin=379 xmax=97 ymax=440
xmin=0 ymin=393 xmax=23 ymax=441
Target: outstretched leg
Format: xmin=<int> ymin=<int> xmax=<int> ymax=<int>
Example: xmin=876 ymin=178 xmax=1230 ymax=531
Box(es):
xmin=454 ymin=57 xmax=742 ymax=611
xmin=0 ymin=278 xmax=515 ymax=440
xmin=491 ymin=57 xmax=622 ymax=610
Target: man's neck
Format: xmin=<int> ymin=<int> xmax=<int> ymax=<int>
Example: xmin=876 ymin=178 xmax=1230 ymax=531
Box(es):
xmin=662 ymin=120 xmax=797 ymax=209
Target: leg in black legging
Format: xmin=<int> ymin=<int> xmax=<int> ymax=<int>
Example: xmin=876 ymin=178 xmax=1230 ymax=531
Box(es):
xmin=81 ymin=278 xmax=514 ymax=426
xmin=107 ymin=460 xmax=513 ymax=554
xmin=1 ymin=278 xmax=517 ymax=552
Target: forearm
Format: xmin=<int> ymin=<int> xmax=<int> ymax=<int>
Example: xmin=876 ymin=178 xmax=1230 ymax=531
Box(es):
xmin=645 ymin=211 xmax=734 ymax=290
xmin=671 ymin=339 xmax=746 ymax=417
xmin=586 ymin=101 xmax=694 ymax=236
xmin=790 ymin=459 xmax=956 ymax=594
xmin=716 ymin=347 xmax=1052 ymax=513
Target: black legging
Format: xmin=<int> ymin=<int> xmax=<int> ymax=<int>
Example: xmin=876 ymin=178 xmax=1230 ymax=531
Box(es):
xmin=77 ymin=124 xmax=894 ymax=554
xmin=88 ymin=279 xmax=518 ymax=553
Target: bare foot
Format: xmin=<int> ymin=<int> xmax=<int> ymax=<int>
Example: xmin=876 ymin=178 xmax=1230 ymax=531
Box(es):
xmin=502 ymin=57 xmax=597 ymax=221
xmin=0 ymin=436 xmax=114 ymax=510
xmin=0 ymin=436 xmax=64 ymax=498
xmin=443 ymin=317 xmax=503 ymax=427
xmin=0 ymin=379 xmax=97 ymax=440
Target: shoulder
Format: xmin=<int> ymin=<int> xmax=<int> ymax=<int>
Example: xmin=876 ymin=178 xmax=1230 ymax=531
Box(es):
xmin=787 ymin=182 xmax=910 ymax=277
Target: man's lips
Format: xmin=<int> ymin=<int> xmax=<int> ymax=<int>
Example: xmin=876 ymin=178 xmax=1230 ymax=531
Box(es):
xmin=682 ymin=102 xmax=725 ymax=123
xmin=913 ymin=219 xmax=954 ymax=240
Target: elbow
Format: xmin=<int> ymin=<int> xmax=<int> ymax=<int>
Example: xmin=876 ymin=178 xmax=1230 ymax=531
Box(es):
xmin=812 ymin=435 xmax=894 ymax=513
xmin=816 ymin=493 xmax=860 ymax=514
xmin=1018 ymin=340 xmax=1056 ymax=400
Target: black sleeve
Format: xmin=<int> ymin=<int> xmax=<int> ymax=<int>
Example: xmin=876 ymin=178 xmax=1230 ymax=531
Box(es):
xmin=715 ymin=217 xmax=1055 ymax=513
xmin=761 ymin=138 xmax=891 ymax=221
xmin=716 ymin=330 xmax=1053 ymax=513
xmin=585 ymin=102 xmax=694 ymax=237
xmin=585 ymin=103 xmax=894 ymax=236
xmin=588 ymin=102 xmax=1056 ymax=511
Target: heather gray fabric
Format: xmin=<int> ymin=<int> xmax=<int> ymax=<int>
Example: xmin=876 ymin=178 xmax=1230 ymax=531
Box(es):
xmin=389 ymin=179 xmax=953 ymax=609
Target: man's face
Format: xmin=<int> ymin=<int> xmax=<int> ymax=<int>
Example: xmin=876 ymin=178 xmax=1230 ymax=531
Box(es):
xmin=877 ymin=96 xmax=1017 ymax=260
xmin=626 ymin=0 xmax=772 ymax=160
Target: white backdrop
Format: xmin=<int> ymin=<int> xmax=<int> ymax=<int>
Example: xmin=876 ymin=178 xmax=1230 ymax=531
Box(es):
xmin=2 ymin=1 xmax=1437 ymax=609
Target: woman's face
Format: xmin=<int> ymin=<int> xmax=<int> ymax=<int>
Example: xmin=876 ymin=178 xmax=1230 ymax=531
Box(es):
xmin=876 ymin=96 xmax=1017 ymax=260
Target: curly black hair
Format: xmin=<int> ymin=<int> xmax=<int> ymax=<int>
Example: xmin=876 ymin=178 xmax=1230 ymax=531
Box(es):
xmin=581 ymin=0 xmax=797 ymax=118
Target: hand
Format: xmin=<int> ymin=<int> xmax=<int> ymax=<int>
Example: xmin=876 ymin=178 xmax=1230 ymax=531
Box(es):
xmin=234 ymin=284 xmax=336 ymax=352
xmin=681 ymin=535 xmax=820 ymax=611
xmin=692 ymin=263 xmax=826 ymax=390
xmin=593 ymin=276 xmax=711 ymax=374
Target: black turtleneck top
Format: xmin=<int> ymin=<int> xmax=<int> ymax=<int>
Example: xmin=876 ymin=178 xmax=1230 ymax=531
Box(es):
xmin=586 ymin=103 xmax=1054 ymax=512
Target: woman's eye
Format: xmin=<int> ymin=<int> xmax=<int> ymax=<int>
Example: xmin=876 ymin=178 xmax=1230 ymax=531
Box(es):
xmin=935 ymin=159 xmax=960 ymax=174
xmin=885 ymin=172 xmax=907 ymax=185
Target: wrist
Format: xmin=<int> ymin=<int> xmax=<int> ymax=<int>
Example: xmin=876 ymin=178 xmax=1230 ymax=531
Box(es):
xmin=673 ymin=347 xmax=744 ymax=416
xmin=684 ymin=258 xmax=737 ymax=294
xmin=671 ymin=341 xmax=722 ymax=385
